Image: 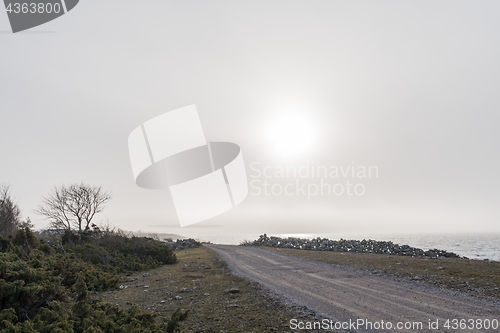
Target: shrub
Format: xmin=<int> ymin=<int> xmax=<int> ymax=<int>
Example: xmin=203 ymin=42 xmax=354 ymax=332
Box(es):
xmin=0 ymin=228 xmax=186 ymax=331
xmin=70 ymin=233 xmax=177 ymax=273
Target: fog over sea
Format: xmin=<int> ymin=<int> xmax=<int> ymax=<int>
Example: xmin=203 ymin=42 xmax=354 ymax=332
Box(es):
xmin=168 ymin=231 xmax=500 ymax=262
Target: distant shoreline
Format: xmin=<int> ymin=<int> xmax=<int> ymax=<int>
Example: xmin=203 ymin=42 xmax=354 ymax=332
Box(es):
xmin=130 ymin=231 xmax=186 ymax=240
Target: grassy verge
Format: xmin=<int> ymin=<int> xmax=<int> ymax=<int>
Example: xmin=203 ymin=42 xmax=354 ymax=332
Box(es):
xmin=261 ymin=247 xmax=500 ymax=300
xmin=103 ymin=246 xmax=321 ymax=333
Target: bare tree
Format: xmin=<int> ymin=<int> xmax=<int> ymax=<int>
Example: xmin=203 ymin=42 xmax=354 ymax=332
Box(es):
xmin=36 ymin=183 xmax=111 ymax=233
xmin=0 ymin=184 xmax=21 ymax=236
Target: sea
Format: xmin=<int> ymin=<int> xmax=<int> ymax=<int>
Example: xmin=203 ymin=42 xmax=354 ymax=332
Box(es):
xmin=174 ymin=231 xmax=500 ymax=262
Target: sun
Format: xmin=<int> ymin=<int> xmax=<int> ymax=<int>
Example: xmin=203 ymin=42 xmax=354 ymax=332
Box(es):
xmin=264 ymin=111 xmax=317 ymax=159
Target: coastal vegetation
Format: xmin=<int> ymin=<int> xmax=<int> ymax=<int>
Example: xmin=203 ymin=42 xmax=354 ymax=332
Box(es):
xmin=0 ymin=226 xmax=188 ymax=332
xmin=0 ymin=183 xmax=188 ymax=332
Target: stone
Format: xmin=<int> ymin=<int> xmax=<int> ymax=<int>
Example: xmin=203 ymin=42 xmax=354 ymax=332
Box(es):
xmin=228 ymin=287 xmax=240 ymax=294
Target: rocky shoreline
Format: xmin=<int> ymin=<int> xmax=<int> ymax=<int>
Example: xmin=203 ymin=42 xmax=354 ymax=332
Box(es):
xmin=244 ymin=234 xmax=461 ymax=259
xmin=165 ymin=238 xmax=201 ymax=251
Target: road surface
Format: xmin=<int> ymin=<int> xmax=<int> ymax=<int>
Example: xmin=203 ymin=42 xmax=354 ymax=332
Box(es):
xmin=208 ymin=245 xmax=500 ymax=332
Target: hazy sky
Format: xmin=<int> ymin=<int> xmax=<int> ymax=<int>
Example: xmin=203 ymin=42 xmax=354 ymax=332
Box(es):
xmin=1 ymin=1 xmax=499 ymax=238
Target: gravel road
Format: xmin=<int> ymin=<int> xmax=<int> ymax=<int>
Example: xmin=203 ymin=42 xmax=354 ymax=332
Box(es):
xmin=207 ymin=244 xmax=500 ymax=333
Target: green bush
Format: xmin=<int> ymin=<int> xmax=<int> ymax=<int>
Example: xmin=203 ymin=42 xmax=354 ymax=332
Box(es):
xmin=70 ymin=233 xmax=177 ymax=273
xmin=0 ymin=299 xmax=189 ymax=333
xmin=0 ymin=228 xmax=186 ymax=332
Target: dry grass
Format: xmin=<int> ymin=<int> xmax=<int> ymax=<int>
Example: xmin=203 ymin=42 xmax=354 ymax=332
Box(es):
xmin=94 ymin=246 xmax=320 ymax=332
xmin=263 ymin=247 xmax=500 ymax=300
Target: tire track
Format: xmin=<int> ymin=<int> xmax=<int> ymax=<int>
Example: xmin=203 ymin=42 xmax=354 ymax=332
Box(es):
xmin=208 ymin=245 xmax=500 ymax=333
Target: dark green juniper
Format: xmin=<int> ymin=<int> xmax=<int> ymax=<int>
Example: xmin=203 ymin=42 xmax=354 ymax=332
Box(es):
xmin=0 ymin=227 xmax=188 ymax=333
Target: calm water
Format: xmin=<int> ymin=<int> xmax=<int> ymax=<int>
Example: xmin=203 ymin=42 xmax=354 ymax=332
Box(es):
xmin=185 ymin=232 xmax=500 ymax=261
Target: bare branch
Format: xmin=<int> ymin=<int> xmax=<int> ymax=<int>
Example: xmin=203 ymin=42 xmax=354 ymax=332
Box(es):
xmin=0 ymin=184 xmax=21 ymax=236
xmin=36 ymin=183 xmax=112 ymax=233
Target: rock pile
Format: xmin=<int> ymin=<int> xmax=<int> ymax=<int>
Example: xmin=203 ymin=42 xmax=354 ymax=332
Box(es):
xmin=165 ymin=238 xmax=201 ymax=251
xmin=247 ymin=234 xmax=461 ymax=258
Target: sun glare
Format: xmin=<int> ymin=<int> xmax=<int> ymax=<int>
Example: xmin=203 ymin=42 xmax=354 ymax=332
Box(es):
xmin=264 ymin=111 xmax=317 ymax=159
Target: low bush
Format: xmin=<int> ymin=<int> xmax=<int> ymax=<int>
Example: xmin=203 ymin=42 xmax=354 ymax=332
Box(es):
xmin=71 ymin=234 xmax=176 ymax=273
xmin=0 ymin=227 xmax=186 ymax=332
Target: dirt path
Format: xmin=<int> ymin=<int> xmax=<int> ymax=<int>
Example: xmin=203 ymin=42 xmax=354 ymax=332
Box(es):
xmin=207 ymin=245 xmax=500 ymax=333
